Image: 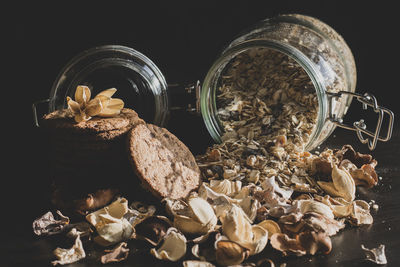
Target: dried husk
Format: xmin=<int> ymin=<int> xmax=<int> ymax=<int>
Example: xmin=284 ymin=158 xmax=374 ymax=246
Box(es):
xmin=209 ymin=179 xmax=242 ymax=197
xmin=183 ymin=260 xmax=216 ymax=267
xmin=297 ymin=199 xmax=334 ymax=219
xmin=134 ymin=215 xmax=172 ymax=246
xmin=220 ymin=204 xmax=268 ymax=255
xmin=317 ymin=165 xmax=355 ymax=202
xmin=51 ymin=235 xmax=86 ymax=266
xmin=100 ymin=242 xmax=130 ymax=264
xmin=86 ymin=198 xmax=133 ymax=246
xmin=349 ymin=200 xmax=373 ymax=226
xmin=173 ymin=197 xmax=217 ymax=235
xmin=150 ymin=228 xmax=187 ymax=261
xmin=257 ymin=220 xmax=281 ymax=239
xmin=215 ymin=239 xmax=249 ymax=266
xmin=270 ymin=233 xmax=306 ymax=256
xmin=33 ymin=210 xmax=70 ymax=236
xmin=361 ymin=244 xmax=387 ymax=265
xmin=297 ymin=231 xmax=332 ymax=255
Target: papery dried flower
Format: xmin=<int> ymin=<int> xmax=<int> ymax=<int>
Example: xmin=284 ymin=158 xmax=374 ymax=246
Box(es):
xmin=33 ymin=210 xmax=69 ymax=236
xmin=297 ymin=231 xmax=332 ymax=255
xmin=52 ymin=235 xmax=86 ymax=266
xmin=317 ymin=165 xmax=355 ymax=202
xmin=172 ymin=196 xmax=218 ymax=235
xmin=215 ymin=239 xmax=249 ymax=266
xmin=361 ymin=244 xmax=387 ymax=265
xmin=100 ymin=242 xmax=129 ymax=264
xmin=183 ymin=260 xmax=216 ymax=267
xmin=257 ymin=220 xmax=281 ymax=239
xmin=67 ymin=85 xmax=124 ymax=123
xmin=150 ymin=227 xmax=187 ymax=261
xmin=270 ymin=233 xmax=306 ymax=256
xmin=220 ymin=204 xmax=268 ymax=255
xmin=134 ymin=215 xmax=172 ymax=246
xmin=86 ymin=198 xmax=133 ymax=246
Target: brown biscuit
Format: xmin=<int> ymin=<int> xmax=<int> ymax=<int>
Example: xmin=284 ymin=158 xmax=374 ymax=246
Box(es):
xmin=43 ymin=108 xmax=144 ymax=138
xmin=127 ymin=123 xmax=201 ymax=200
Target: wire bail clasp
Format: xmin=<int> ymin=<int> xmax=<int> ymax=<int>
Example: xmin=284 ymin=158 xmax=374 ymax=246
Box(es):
xmin=327 ymin=91 xmax=394 ymax=150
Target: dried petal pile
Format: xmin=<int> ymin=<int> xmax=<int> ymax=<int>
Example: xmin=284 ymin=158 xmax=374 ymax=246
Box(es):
xmin=33 ymin=48 xmax=383 ymax=266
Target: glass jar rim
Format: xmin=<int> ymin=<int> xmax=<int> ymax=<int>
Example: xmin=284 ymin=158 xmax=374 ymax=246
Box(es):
xmin=200 ymin=39 xmax=328 ymax=151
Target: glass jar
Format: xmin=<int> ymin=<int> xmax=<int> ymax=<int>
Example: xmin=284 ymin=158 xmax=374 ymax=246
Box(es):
xmin=201 ymin=14 xmax=393 ymax=151
xmin=33 ymin=14 xmax=393 ymax=151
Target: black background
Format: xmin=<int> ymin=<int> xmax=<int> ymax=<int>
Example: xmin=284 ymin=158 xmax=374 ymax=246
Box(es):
xmin=4 ymin=1 xmax=400 ymax=266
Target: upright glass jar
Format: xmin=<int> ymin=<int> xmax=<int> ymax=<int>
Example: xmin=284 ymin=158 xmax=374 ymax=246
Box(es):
xmin=33 ymin=14 xmax=393 ymax=151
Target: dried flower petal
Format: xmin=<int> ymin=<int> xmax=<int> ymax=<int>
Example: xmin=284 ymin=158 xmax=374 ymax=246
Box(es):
xmin=257 ymin=220 xmax=281 ymax=239
xmin=361 ymin=244 xmax=387 ymax=265
xmin=95 ymin=88 xmax=117 ymax=98
xmin=297 ymin=199 xmax=334 ymax=220
xmin=215 ymin=239 xmax=249 ymax=266
xmin=134 ymin=215 xmax=172 ymax=246
xmin=33 ymin=210 xmax=69 ymax=236
xmin=85 ymin=98 xmax=103 ymax=117
xmin=210 ymin=179 xmax=242 ymax=197
xmin=220 ymin=204 xmax=268 ymax=255
xmin=75 ymin=85 xmax=91 ymax=106
xmin=150 ymin=228 xmax=187 ymax=261
xmin=298 ymin=231 xmax=332 ymax=255
xmin=173 ymin=197 xmax=217 ymax=235
xmin=100 ymin=242 xmax=129 ymax=264
xmin=86 ymin=198 xmax=133 ymax=246
xmin=183 ymin=260 xmax=216 ymax=267
xmin=349 ymin=200 xmax=373 ymax=226
xmin=51 ymin=235 xmax=85 ymax=266
xmin=270 ymin=233 xmax=306 ymax=256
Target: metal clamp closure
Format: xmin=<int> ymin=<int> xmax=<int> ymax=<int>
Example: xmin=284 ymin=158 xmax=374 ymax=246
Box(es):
xmin=327 ymin=91 xmax=394 ymax=150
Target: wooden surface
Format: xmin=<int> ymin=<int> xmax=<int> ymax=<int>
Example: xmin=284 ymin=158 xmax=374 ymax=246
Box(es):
xmin=2 ymin=125 xmax=400 ymax=267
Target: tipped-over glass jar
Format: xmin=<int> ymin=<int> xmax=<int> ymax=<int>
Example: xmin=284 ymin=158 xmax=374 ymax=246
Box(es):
xmin=33 ymin=14 xmax=394 ymax=151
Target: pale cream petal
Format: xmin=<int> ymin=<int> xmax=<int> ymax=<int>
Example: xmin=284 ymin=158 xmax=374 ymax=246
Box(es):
xmin=95 ymin=88 xmax=117 ymax=98
xmin=66 ymin=97 xmax=81 ymax=115
xmin=150 ymin=228 xmax=187 ymax=261
xmin=85 ymin=98 xmax=103 ymax=117
xmin=75 ymin=85 xmax=91 ymax=105
xmin=98 ymin=107 xmax=122 ymax=117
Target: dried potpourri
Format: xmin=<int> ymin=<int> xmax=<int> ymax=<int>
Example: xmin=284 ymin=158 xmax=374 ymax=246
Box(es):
xmin=33 ymin=49 xmax=383 ymax=266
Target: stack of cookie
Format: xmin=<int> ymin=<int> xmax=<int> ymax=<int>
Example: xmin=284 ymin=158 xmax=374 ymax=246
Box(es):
xmin=42 ymin=108 xmax=144 ymax=214
xmin=42 ymin=103 xmax=201 ymax=217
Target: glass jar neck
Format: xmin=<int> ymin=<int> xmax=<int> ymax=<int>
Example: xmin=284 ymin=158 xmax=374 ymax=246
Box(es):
xmin=200 ymin=39 xmax=328 ymax=151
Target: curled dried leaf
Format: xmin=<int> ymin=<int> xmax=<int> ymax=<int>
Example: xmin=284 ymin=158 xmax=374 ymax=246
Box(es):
xmin=150 ymin=228 xmax=187 ymax=261
xmin=51 ymin=235 xmax=85 ymax=266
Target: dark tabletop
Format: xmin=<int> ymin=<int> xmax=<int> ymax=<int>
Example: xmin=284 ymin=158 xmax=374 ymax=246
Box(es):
xmin=4 ymin=1 xmax=400 ymax=266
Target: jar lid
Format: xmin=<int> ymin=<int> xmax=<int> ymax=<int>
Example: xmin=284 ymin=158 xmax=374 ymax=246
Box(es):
xmin=49 ymin=45 xmax=169 ymax=126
